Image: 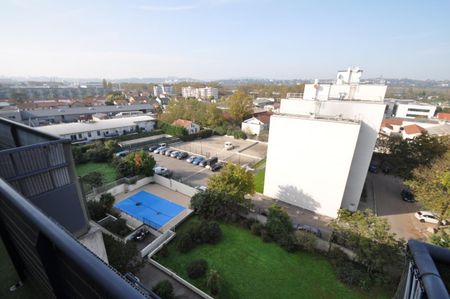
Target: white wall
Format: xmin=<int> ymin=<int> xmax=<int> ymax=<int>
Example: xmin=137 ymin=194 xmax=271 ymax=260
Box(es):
xmin=264 ymin=115 xmax=361 ymax=218
xmin=242 ymin=119 xmax=264 ymax=135
xmin=395 ymin=104 xmax=436 ymax=119
xmin=278 ymin=99 xmax=386 ymax=213
xmin=153 ymin=174 xmax=199 ymax=198
xmin=303 ymin=84 xmax=386 ymax=102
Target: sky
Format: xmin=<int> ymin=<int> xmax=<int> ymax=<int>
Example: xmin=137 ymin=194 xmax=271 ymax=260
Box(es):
xmin=1 ymin=0 xmax=450 ymax=80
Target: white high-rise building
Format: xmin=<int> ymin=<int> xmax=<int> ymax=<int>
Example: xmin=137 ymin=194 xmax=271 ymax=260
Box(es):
xmin=264 ymin=68 xmax=387 ymax=218
xmin=181 ymin=86 xmax=218 ymax=100
xmin=153 ymin=84 xmax=174 ymax=97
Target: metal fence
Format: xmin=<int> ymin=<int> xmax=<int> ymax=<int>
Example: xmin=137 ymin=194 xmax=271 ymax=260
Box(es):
xmin=84 ymin=175 xmax=144 ymax=201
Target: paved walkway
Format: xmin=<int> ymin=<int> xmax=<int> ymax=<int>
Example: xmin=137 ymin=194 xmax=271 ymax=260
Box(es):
xmin=137 ymin=261 xmax=203 ymax=299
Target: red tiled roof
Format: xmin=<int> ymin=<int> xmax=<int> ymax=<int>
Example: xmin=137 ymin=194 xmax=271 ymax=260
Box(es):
xmin=381 ymin=118 xmax=404 ymax=128
xmin=254 ymin=112 xmax=272 ymax=124
xmin=437 ymin=112 xmax=450 ymax=120
xmin=403 ymin=124 xmax=426 ymax=135
xmin=172 ymin=119 xmax=193 ymax=127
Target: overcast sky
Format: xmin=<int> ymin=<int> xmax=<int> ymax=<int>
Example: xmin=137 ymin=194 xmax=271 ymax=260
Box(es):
xmin=1 ymin=0 xmax=450 ymax=80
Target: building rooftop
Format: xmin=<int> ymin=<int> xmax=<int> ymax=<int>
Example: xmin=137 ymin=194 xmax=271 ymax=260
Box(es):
xmin=437 ymin=112 xmax=450 ymax=121
xmin=21 ymin=103 xmax=153 ymax=117
xmin=172 ymin=119 xmax=194 ymax=127
xmin=36 ymin=115 xmax=156 ymax=135
xmin=403 ymin=124 xmax=426 ymax=134
xmin=427 ymin=124 xmax=450 ymax=136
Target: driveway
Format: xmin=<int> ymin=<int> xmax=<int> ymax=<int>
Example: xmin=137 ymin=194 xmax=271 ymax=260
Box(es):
xmin=367 ymin=173 xmax=432 ymax=241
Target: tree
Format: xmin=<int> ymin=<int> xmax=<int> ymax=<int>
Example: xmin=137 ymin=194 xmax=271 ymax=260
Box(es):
xmin=207 ymin=163 xmax=255 ymax=199
xmin=382 ymin=133 xmax=447 ymax=179
xmin=152 ymin=280 xmax=174 ymax=299
xmin=430 ymin=228 xmax=450 ymax=248
xmin=102 ymin=234 xmax=144 ymax=274
xmin=227 ymin=90 xmax=253 ymax=123
xmin=187 ymin=259 xmax=208 ymax=279
xmin=114 ymin=151 xmax=156 ymax=178
xmin=265 ymin=204 xmax=293 ymax=243
xmin=330 ymin=209 xmax=404 ymax=282
xmin=406 ymin=151 xmax=450 ymax=221
xmin=207 ymin=269 xmax=221 ymax=295
xmin=81 ymin=171 xmax=103 ymax=188
xmin=190 ymin=190 xmax=251 ymax=221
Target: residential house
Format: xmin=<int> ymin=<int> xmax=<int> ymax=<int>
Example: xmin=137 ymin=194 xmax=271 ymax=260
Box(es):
xmin=172 ymin=119 xmax=200 ymax=134
xmin=402 ymin=124 xmax=426 ymax=139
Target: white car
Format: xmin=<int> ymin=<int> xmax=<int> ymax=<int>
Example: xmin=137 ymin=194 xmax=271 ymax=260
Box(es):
xmin=153 ymin=166 xmax=171 ymax=176
xmin=224 ymin=142 xmax=234 ymax=150
xmin=415 ymin=211 xmax=440 ymax=224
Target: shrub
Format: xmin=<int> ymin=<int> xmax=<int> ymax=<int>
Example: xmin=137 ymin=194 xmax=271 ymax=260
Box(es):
xmin=335 ymin=259 xmax=373 ymax=290
xmin=176 ymin=233 xmax=195 ymax=253
xmin=103 ymin=234 xmax=144 ymax=274
xmin=103 ymin=218 xmax=132 ymax=237
xmin=152 ymin=280 xmax=174 ymax=299
xmin=295 ymin=231 xmax=318 ymax=253
xmin=279 ymin=234 xmax=298 ymax=252
xmin=260 ymin=228 xmax=272 ymax=242
xmin=242 ymin=217 xmax=258 ymax=229
xmin=207 ymin=270 xmax=221 ymax=295
xmin=266 ymin=204 xmax=293 ymax=244
xmin=250 ymin=222 xmax=262 ymax=236
xmin=81 ymin=171 xmax=104 ymax=188
xmin=196 ymin=221 xmax=223 ymax=244
xmin=233 ymin=130 xmax=247 ymax=140
xmin=187 ymin=259 xmax=208 ymax=279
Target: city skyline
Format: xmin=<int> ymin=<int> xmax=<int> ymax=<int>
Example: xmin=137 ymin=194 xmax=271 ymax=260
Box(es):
xmin=1 ymin=0 xmax=450 ymax=80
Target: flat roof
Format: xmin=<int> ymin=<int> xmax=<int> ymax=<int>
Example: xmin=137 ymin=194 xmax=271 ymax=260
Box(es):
xmin=274 ymin=113 xmax=360 ymax=125
xmin=119 ymin=134 xmax=171 ymax=146
xmin=21 ymin=103 xmax=153 ymax=117
xmin=35 ymin=115 xmax=156 ymax=135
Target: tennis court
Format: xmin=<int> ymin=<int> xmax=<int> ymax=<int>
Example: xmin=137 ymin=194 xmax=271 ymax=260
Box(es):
xmin=114 ymin=191 xmax=186 ymax=229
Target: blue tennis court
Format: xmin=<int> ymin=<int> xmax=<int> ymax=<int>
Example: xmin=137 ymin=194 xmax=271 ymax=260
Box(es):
xmin=114 ymin=191 xmax=186 ymax=229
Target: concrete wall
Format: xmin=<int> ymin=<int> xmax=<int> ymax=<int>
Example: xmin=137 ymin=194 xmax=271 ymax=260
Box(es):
xmin=278 ymin=99 xmax=386 ymax=213
xmin=242 ymin=121 xmax=263 ymax=136
xmin=303 ymin=84 xmax=387 ymax=102
xmin=264 ymin=114 xmax=361 ymax=218
xmin=153 ymin=175 xmax=199 ymax=198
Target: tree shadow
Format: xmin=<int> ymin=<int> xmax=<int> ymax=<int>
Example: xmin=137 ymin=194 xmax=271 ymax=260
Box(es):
xmin=276 ymin=185 xmax=321 ymax=212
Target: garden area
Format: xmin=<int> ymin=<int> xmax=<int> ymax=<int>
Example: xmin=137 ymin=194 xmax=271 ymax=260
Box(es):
xmin=155 ymin=216 xmax=389 ymax=299
xmin=254 ymin=168 xmax=265 ymax=193
xmin=76 ymin=162 xmax=118 ymax=184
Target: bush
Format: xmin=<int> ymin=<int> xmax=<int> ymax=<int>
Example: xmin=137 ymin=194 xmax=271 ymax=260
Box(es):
xmin=202 ymin=221 xmax=223 ymax=244
xmin=152 ymin=280 xmax=174 ymax=299
xmin=87 ymin=193 xmax=116 ymax=221
xmin=103 ymin=218 xmax=132 ymax=237
xmin=250 ymin=222 xmax=262 ymax=236
xmin=260 ymin=228 xmax=272 ymax=242
xmin=187 ymin=259 xmax=208 ymax=279
xmin=241 ymin=217 xmax=258 ymax=229
xmin=176 ymin=233 xmax=196 ymax=253
xmin=207 ymin=270 xmax=221 ymax=295
xmin=266 ymin=205 xmax=293 ymax=244
xmin=103 ymin=234 xmax=144 ymax=274
xmin=233 ymin=130 xmax=247 ymax=140
xmin=279 ymin=234 xmax=298 ymax=252
xmin=295 ymin=231 xmax=318 ymax=253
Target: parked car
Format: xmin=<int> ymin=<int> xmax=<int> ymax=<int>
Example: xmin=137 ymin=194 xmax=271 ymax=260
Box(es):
xmin=164 ymin=149 xmax=174 ymax=156
xmin=401 ymin=188 xmax=415 ymax=202
xmin=148 ymin=145 xmax=159 ymax=152
xmin=159 ymin=148 xmax=170 ymax=155
xmin=153 ymin=146 xmax=166 ymax=154
xmin=294 ymin=224 xmax=322 ymax=238
xmin=115 ymin=150 xmax=130 ymax=157
xmin=176 ymin=152 xmax=189 ymax=160
xmin=210 ymin=162 xmax=224 ymax=172
xmin=368 ymin=163 xmax=378 ymax=173
xmin=186 ymin=155 xmax=197 ymax=163
xmin=195 ymin=185 xmax=207 ymax=192
xmin=200 ymin=157 xmax=218 ymax=168
xmin=415 ymin=211 xmax=440 ymax=224
xmin=153 ymin=166 xmax=172 ymax=177
xmin=224 ymin=141 xmax=234 ymax=150
xmin=158 ymin=143 xmax=167 ymax=147
xmin=133 ymin=228 xmax=149 ymax=241
xmin=192 ymin=156 xmax=205 ymax=165
xmin=170 ymin=151 xmax=179 ymax=158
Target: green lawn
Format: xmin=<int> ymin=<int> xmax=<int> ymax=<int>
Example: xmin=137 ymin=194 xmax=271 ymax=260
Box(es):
xmin=253 ymin=158 xmax=266 ymax=169
xmin=76 ymin=162 xmax=118 ymax=183
xmin=254 ymin=168 xmax=265 ymax=193
xmin=155 ymin=217 xmax=388 ymax=299
xmin=0 ymin=239 xmax=42 ymax=299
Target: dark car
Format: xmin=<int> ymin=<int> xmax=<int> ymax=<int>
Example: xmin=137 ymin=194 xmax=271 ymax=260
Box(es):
xmin=148 ymin=145 xmax=159 ymax=152
xmin=210 ymin=162 xmax=224 ymax=172
xmin=401 ymin=189 xmax=415 ymax=202
xmin=368 ymin=163 xmax=378 ymax=173
xmin=192 ymin=156 xmax=205 ymax=165
xmin=176 ymin=151 xmax=189 ymax=160
xmin=294 ymin=224 xmax=322 ymax=238
xmin=199 ymin=157 xmax=218 ymax=167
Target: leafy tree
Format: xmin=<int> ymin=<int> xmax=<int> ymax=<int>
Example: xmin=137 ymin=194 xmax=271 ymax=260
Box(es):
xmin=114 ymin=151 xmax=155 ymax=178
xmin=106 ymin=92 xmax=127 ymax=103
xmin=103 ymin=218 xmax=132 ymax=237
xmin=207 ymin=163 xmax=255 ymax=199
xmin=430 ymin=228 xmax=450 ymax=248
xmin=330 ymin=209 xmax=404 ymax=283
xmin=187 ymin=259 xmax=208 ymax=279
xmin=406 ymin=151 xmax=450 ymax=221
xmin=81 ymin=171 xmax=103 ymax=188
xmin=265 ymin=204 xmax=293 ymax=243
xmin=176 ymin=232 xmax=195 ymax=253
xmin=102 ymin=234 xmax=144 ymax=274
xmin=207 ymin=269 xmax=221 ymax=295
xmin=382 ymin=134 xmax=447 ymax=179
xmin=152 ymin=280 xmax=174 ymax=299
xmin=87 ymin=193 xmax=116 ymax=221
xmin=227 ymin=90 xmax=253 ymax=123
xmin=190 ymin=190 xmax=251 ymax=221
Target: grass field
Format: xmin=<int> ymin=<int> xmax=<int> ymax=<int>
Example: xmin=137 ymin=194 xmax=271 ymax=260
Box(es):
xmin=155 ymin=217 xmax=389 ymax=299
xmin=0 ymin=240 xmax=41 ymax=299
xmin=76 ymin=162 xmax=118 ymax=183
xmin=254 ymin=168 xmax=265 ymax=193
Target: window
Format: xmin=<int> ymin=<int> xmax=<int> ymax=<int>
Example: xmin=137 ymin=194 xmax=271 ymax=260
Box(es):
xmin=78 ymin=134 xmax=82 ymax=139
xmin=97 ymin=131 xmax=101 ymax=136
xmin=71 ymin=135 xmax=77 ymax=141
xmin=407 ymin=108 xmax=430 ymax=112
xmin=87 ymin=132 xmax=91 ymax=137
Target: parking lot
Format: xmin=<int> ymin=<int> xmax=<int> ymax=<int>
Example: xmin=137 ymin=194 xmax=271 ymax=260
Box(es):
xmin=172 ymin=135 xmax=267 ymax=166
xmin=149 ymin=136 xmax=267 ymax=188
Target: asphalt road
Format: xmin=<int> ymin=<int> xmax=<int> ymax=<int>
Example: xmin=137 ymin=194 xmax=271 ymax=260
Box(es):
xmin=368 ymin=172 xmax=432 ymax=241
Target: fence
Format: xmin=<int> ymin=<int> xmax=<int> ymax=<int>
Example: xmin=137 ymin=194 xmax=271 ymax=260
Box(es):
xmin=84 ymin=176 xmax=151 ymax=201
xmin=140 ymin=230 xmax=176 ymax=258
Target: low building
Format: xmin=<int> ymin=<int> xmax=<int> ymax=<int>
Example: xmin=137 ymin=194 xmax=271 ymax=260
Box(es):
xmin=153 ymin=84 xmax=174 ymax=97
xmin=156 ymin=96 xmax=170 ymax=109
xmin=380 ymin=117 xmax=450 ymax=139
xmin=402 ymin=124 xmax=426 ymax=139
xmin=36 ymin=115 xmax=156 ymax=143
xmin=436 ymin=112 xmax=450 ymax=121
xmin=241 ymin=117 xmax=269 ymax=136
xmin=393 ymin=101 xmax=436 ymax=119
xmin=172 ymin=119 xmax=200 ymax=134
xmin=253 ymin=97 xmax=275 ymax=108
